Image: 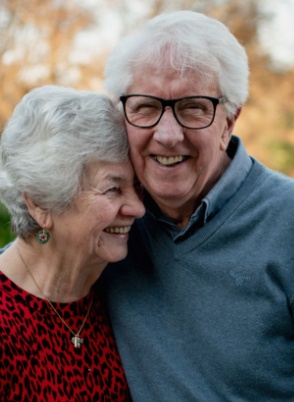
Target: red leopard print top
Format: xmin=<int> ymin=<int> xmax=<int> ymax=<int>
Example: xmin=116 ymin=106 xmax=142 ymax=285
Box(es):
xmin=0 ymin=272 xmax=132 ymax=401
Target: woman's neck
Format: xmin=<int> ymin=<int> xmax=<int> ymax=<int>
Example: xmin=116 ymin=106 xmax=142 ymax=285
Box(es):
xmin=0 ymin=238 xmax=106 ymax=302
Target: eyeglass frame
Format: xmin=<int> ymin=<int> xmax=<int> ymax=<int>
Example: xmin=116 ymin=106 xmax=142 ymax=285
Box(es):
xmin=120 ymin=94 xmax=228 ymax=129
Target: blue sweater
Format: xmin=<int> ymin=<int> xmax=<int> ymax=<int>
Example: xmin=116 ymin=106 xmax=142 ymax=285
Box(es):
xmin=103 ymin=138 xmax=294 ymax=401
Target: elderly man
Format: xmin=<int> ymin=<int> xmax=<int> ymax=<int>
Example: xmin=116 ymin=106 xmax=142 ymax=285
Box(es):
xmin=101 ymin=10 xmax=294 ymax=402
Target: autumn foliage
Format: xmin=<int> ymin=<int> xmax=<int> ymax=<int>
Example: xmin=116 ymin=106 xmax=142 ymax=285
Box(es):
xmin=0 ymin=0 xmax=293 ymax=244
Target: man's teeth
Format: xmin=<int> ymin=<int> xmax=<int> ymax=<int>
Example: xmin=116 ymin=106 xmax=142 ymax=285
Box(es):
xmin=104 ymin=226 xmax=131 ymax=234
xmin=154 ymin=155 xmax=185 ymax=166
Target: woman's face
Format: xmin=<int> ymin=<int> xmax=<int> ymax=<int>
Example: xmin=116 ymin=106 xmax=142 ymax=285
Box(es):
xmin=52 ymin=160 xmax=145 ymax=265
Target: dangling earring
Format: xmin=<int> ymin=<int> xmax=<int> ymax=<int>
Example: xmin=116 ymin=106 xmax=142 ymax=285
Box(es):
xmin=36 ymin=228 xmax=50 ymax=245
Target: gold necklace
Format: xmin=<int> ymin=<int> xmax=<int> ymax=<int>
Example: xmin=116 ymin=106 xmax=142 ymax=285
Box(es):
xmin=17 ymin=246 xmax=93 ymax=349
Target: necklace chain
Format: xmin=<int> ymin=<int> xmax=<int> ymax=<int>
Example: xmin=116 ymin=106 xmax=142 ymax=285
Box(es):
xmin=17 ymin=246 xmax=93 ymax=348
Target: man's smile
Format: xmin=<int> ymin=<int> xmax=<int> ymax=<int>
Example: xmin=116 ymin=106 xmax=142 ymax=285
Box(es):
xmin=151 ymin=155 xmax=189 ymax=166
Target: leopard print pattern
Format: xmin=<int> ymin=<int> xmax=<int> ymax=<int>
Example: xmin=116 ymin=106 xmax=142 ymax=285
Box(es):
xmin=0 ymin=273 xmax=132 ymax=401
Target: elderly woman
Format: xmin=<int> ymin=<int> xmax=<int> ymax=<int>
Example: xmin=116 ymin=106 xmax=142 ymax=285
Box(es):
xmin=0 ymin=85 xmax=145 ymax=401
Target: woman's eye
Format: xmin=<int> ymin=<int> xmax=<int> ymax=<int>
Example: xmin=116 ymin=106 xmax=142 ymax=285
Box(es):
xmin=105 ymin=186 xmax=120 ymax=194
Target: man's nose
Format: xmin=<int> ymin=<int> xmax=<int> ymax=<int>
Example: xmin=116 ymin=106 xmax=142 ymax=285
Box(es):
xmin=153 ymin=108 xmax=184 ymax=147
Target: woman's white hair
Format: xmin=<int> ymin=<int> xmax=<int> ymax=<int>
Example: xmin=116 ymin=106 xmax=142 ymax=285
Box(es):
xmin=104 ymin=10 xmax=249 ymax=117
xmin=0 ymin=85 xmax=129 ymax=238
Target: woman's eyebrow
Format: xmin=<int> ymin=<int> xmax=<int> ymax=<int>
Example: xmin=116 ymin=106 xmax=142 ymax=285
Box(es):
xmin=104 ymin=174 xmax=124 ymax=183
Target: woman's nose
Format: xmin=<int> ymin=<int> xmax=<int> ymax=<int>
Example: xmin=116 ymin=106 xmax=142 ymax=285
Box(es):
xmin=122 ymin=191 xmax=145 ymax=218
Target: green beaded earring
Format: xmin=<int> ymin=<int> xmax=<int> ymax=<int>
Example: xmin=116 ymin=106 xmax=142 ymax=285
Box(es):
xmin=36 ymin=228 xmax=50 ymax=245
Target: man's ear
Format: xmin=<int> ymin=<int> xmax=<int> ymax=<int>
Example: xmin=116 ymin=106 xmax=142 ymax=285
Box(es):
xmin=220 ymin=107 xmax=242 ymax=152
xmin=22 ymin=193 xmax=52 ymax=229
xmin=227 ymin=107 xmax=242 ymax=133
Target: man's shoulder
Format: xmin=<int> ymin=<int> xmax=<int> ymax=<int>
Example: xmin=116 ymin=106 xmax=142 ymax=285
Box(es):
xmin=0 ymin=241 xmax=14 ymax=254
xmin=252 ymin=160 xmax=294 ymax=190
xmin=248 ymin=162 xmax=294 ymax=220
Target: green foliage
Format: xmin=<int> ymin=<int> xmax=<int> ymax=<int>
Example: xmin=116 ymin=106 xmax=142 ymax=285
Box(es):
xmin=0 ymin=203 xmax=16 ymax=247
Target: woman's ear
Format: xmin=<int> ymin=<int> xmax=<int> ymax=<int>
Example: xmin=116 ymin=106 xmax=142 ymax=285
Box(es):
xmin=22 ymin=193 xmax=52 ymax=229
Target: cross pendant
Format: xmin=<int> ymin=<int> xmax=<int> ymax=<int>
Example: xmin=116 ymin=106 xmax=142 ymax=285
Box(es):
xmin=71 ymin=335 xmax=84 ymax=348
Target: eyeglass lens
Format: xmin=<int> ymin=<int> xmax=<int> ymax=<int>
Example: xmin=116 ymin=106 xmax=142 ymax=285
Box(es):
xmin=124 ymin=96 xmax=216 ymax=129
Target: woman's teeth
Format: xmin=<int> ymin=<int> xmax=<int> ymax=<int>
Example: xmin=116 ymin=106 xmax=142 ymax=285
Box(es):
xmin=104 ymin=226 xmax=131 ymax=234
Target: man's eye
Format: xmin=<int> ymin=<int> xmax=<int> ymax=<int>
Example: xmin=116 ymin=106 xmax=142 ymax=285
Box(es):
xmin=133 ymin=104 xmax=158 ymax=113
xmin=141 ymin=102 xmax=159 ymax=109
xmin=179 ymin=102 xmax=205 ymax=111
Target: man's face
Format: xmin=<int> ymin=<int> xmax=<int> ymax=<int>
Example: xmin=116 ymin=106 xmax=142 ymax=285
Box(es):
xmin=125 ymin=66 xmax=238 ymax=226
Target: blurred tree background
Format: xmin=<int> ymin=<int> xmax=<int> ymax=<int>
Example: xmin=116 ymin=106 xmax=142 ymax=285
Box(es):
xmin=0 ymin=0 xmax=294 ymax=246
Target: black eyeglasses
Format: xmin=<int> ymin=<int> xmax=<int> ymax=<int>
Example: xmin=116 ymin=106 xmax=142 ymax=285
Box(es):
xmin=120 ymin=94 xmax=228 ymax=129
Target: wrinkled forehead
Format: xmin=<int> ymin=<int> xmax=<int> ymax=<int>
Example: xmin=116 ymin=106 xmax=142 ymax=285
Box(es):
xmin=80 ymin=160 xmax=133 ymax=189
